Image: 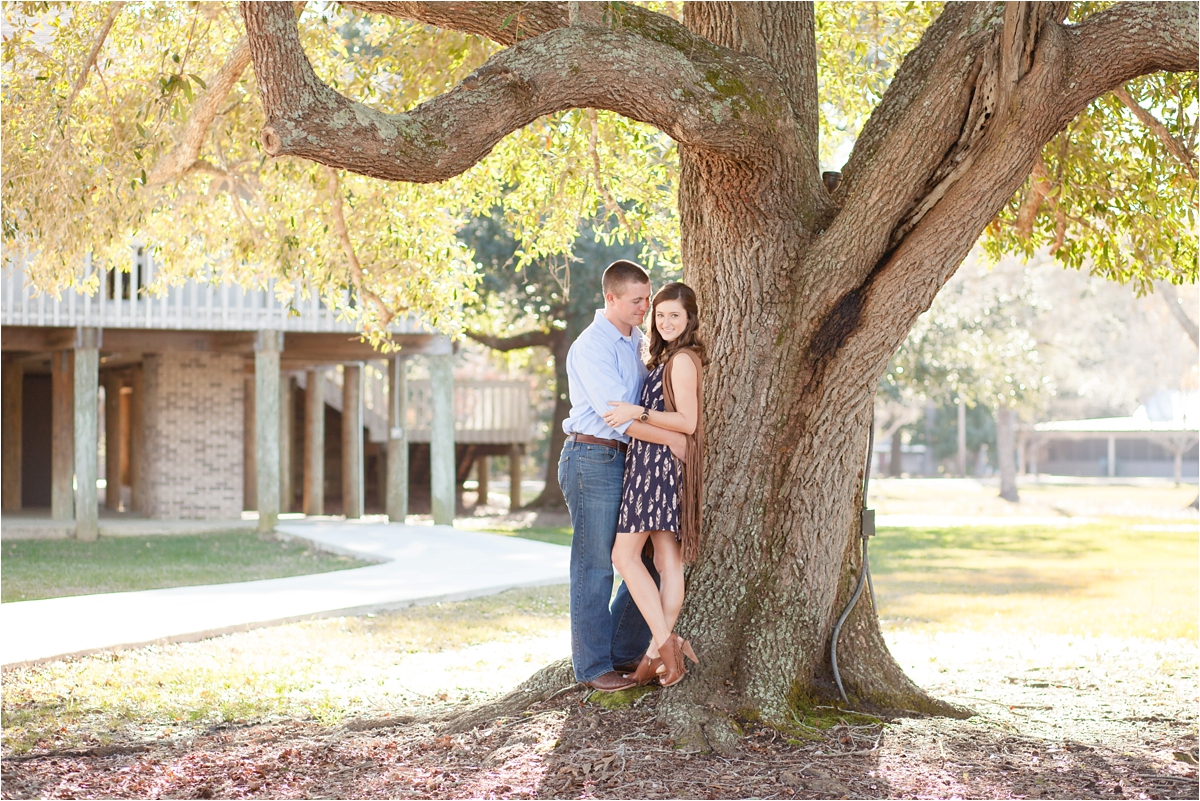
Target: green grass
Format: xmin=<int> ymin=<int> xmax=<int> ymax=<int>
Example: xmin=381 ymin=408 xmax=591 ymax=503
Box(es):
xmin=1 ymin=533 xmax=371 ymax=603
xmin=504 ymin=526 xmax=573 ymax=547
xmin=870 ymin=522 xmax=1198 ymax=639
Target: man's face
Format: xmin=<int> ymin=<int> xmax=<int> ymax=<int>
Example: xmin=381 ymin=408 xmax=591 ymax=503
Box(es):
xmin=606 ymin=281 xmax=651 ymax=331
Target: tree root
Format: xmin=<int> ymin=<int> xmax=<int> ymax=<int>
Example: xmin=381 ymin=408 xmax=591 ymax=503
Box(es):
xmin=342 ymin=714 xmax=424 ymax=732
xmin=5 ymin=743 xmax=149 ymax=761
xmin=656 ymin=698 xmax=742 ymax=757
xmin=441 ymin=657 xmax=578 ymax=734
xmin=833 ymin=591 xmax=972 ymax=718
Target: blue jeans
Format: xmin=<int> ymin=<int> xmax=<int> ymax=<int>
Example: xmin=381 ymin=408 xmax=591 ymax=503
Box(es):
xmin=559 ymin=440 xmax=656 ymax=682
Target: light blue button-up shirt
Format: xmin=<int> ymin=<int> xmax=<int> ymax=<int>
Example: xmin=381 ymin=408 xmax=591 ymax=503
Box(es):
xmin=563 ymin=310 xmax=649 ymax=442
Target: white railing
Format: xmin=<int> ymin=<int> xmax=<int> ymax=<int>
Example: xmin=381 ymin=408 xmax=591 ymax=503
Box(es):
xmin=298 ymin=368 xmax=532 ymax=445
xmin=2 ymin=250 xmax=426 ymax=334
xmin=408 ymin=380 xmax=532 ymax=444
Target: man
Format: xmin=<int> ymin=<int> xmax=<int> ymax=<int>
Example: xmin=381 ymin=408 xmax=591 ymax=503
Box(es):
xmin=559 ymin=260 xmax=687 ymax=692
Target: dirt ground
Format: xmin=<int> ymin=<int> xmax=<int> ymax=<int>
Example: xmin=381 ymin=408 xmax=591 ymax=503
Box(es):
xmin=4 ymin=630 xmax=1194 ymax=800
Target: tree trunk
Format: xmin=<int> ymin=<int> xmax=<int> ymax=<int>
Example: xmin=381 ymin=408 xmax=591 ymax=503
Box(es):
xmin=996 ymin=402 xmax=1019 ymax=502
xmin=653 ymin=3 xmax=962 ymax=749
xmin=889 ymin=431 xmax=903 ymax=477
xmin=525 ymin=333 xmax=570 ymax=510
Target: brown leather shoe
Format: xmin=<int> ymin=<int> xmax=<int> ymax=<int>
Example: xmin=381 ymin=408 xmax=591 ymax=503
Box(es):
xmin=613 ymin=661 xmax=641 ymax=675
xmin=585 ymin=671 xmax=637 ymax=693
xmin=626 ymin=653 xmax=664 ymax=686
xmin=657 ymin=635 xmax=687 ymax=688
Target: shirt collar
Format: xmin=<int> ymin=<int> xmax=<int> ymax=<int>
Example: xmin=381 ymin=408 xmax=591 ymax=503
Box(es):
xmin=594 ymin=309 xmax=642 ymax=345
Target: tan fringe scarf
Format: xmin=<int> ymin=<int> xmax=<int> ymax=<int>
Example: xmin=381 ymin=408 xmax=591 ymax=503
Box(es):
xmin=662 ymin=348 xmax=704 ymax=563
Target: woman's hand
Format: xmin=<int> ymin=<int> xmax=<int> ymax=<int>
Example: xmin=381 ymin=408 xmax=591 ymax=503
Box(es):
xmin=602 ymin=401 xmax=643 ymax=428
xmin=667 ymin=432 xmax=687 ymax=461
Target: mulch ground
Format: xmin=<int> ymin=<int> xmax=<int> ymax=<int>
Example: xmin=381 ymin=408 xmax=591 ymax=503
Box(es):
xmin=4 ymin=682 xmax=1196 ymax=800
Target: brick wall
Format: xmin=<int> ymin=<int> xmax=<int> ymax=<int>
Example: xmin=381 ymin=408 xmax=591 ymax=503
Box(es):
xmin=142 ymin=353 xmax=244 ymax=519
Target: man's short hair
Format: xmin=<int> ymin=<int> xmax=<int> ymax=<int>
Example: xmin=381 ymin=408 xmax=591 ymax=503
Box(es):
xmin=602 ymin=260 xmax=651 ymax=297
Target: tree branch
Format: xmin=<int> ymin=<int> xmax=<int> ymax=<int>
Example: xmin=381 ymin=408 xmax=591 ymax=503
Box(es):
xmin=467 ymin=329 xmax=557 ymax=351
xmin=1111 ymin=84 xmax=1198 ymax=180
xmin=1156 ymin=282 xmax=1200 ymax=347
xmin=325 ymin=166 xmax=396 ymax=331
xmin=585 ymin=108 xmax=639 ymax=243
xmin=241 ymin=1 xmax=789 ymax=183
xmin=806 ymin=2 xmax=1197 ymax=395
xmin=61 ymin=2 xmax=125 ymax=133
xmin=147 ymin=38 xmax=252 ymax=186
xmin=340 ymin=1 xmax=571 ymax=45
xmin=1014 ymin=156 xmax=1051 ymax=237
xmin=1064 ymin=3 xmax=1198 ymax=110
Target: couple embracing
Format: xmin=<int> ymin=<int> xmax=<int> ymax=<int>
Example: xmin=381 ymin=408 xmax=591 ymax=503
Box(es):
xmin=559 ymin=259 xmax=707 ymax=693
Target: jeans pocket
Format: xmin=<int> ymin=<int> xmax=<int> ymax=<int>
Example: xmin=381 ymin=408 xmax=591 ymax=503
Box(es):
xmin=579 ymin=445 xmax=618 ymax=464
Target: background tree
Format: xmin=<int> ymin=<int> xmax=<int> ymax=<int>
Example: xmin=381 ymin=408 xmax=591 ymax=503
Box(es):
xmin=5 ymin=1 xmax=1196 ymax=749
xmin=889 ymin=264 xmax=1054 ymax=500
xmin=461 ymin=214 xmax=659 ymax=508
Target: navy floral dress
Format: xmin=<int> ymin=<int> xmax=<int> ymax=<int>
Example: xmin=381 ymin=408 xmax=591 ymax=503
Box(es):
xmin=617 ymin=364 xmax=680 ymax=535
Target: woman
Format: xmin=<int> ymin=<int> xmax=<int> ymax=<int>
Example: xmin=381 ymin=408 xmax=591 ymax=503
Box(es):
xmin=602 ymin=281 xmax=706 ymax=687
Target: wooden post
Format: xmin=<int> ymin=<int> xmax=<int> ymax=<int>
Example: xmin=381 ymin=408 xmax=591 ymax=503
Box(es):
xmin=104 ymin=374 xmax=121 ymax=510
xmin=342 ymin=363 xmax=364 ymax=519
xmin=509 ymin=444 xmax=523 ymax=511
xmin=476 ymin=455 xmax=489 ymax=507
xmin=1 ymin=355 xmax=23 ymax=511
xmin=303 ymin=368 xmax=325 ymax=516
xmin=386 ymin=355 xmax=409 ymax=522
xmin=255 ymin=330 xmax=282 ymax=533
xmin=74 ymin=328 xmax=100 ymax=541
xmin=51 ymin=350 xmax=75 ymax=520
xmin=279 ymin=374 xmax=293 ymax=513
xmin=129 ymin=363 xmax=144 ymax=514
xmin=243 ymin=367 xmax=256 ymax=510
xmin=429 ymin=353 xmax=455 ymax=526
xmin=118 ymin=385 xmax=131 ymax=494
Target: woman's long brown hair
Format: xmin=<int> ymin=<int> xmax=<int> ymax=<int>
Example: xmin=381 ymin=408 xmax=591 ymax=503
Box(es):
xmin=646 ymin=282 xmax=709 ymax=369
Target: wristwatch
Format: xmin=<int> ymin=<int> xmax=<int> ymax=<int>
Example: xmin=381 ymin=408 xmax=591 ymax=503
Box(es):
xmin=639 ymin=407 xmax=650 ymax=423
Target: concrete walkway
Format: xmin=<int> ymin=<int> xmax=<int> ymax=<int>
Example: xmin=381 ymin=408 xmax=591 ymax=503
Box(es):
xmin=1 ymin=522 xmax=569 ymax=667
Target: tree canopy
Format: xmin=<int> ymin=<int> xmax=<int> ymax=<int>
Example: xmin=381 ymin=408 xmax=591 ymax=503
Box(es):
xmin=3 ymin=2 xmax=1194 ymax=344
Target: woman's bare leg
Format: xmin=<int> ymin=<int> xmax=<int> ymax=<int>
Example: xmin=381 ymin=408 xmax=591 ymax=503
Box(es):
xmin=650 ymin=530 xmax=685 ymax=634
xmin=613 ymin=530 xmax=671 ymax=658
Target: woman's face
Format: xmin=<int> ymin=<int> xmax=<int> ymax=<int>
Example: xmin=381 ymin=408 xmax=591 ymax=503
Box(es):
xmin=655 ymin=298 xmax=688 ymax=343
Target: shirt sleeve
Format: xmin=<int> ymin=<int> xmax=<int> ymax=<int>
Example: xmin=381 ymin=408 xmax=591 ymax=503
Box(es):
xmin=569 ymin=336 xmax=636 ymax=436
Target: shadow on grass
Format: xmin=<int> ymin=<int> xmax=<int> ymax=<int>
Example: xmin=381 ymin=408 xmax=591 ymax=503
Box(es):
xmin=873 ymin=524 xmax=1097 ymax=561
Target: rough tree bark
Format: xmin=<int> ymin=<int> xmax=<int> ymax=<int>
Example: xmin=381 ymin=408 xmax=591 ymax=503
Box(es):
xmin=240 ymin=0 xmax=1198 ymax=743
xmin=468 ymin=329 xmax=570 ymax=509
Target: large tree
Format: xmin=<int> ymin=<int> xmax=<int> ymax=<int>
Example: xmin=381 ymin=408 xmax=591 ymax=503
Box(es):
xmin=5 ymin=1 xmax=1196 ymax=749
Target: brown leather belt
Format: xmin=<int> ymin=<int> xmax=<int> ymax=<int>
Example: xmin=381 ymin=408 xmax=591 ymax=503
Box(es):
xmin=567 ymin=433 xmax=628 ymax=453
